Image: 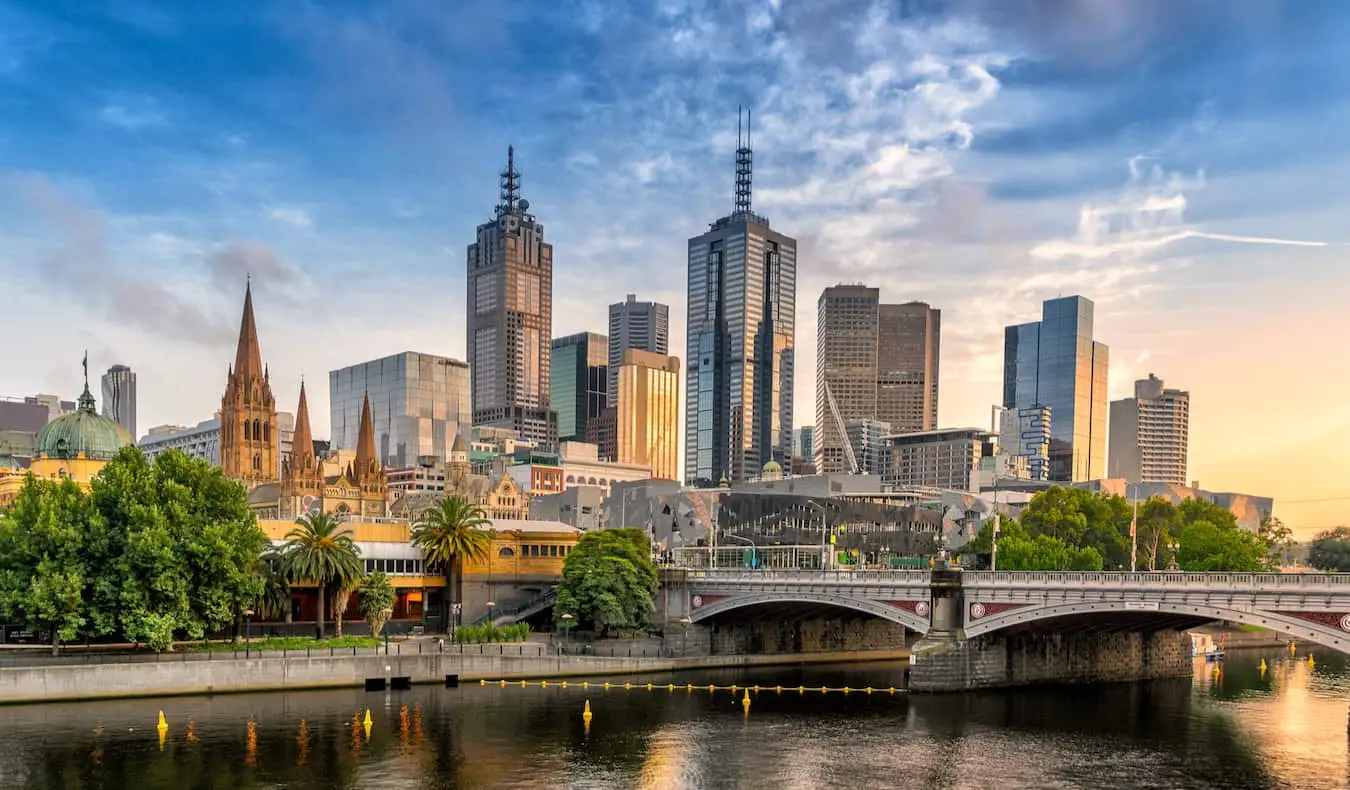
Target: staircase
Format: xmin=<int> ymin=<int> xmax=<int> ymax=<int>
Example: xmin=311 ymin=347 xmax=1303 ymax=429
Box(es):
xmin=472 ymin=587 xmax=558 ymax=626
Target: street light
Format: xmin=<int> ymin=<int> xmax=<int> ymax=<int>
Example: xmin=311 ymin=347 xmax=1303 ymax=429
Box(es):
xmin=1166 ymin=540 xmax=1181 ymax=571
xmin=243 ymin=609 xmax=255 ymax=657
xmin=679 ymin=615 xmax=692 ymax=656
xmin=722 ymin=532 xmax=758 ymax=569
xmin=485 ymin=601 xmax=496 ymax=626
xmin=560 ymin=612 xmax=574 ymax=652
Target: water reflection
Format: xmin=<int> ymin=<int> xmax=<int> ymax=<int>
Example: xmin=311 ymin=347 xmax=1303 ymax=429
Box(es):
xmin=0 ymin=650 xmax=1345 ymax=789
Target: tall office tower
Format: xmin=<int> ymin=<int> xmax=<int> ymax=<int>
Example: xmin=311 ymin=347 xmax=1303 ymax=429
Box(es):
xmin=877 ymin=301 xmax=940 ymax=433
xmin=467 ymin=146 xmax=557 ymax=448
xmin=219 ymin=282 xmax=278 ymax=489
xmin=551 ymin=332 xmax=608 ymax=444
xmin=330 ymin=352 xmax=471 ymax=468
xmin=607 ymin=294 xmax=670 ymax=403
xmin=1002 ymin=295 xmax=1109 ymax=482
xmin=615 ymin=349 xmax=680 ymax=480
xmin=814 ymin=285 xmax=879 ymax=473
xmin=685 ymin=109 xmax=797 ymax=486
xmin=100 ymin=364 xmax=137 ymax=440
xmin=794 ymin=425 xmax=815 ymax=461
xmin=1108 ymin=374 xmax=1190 ymax=485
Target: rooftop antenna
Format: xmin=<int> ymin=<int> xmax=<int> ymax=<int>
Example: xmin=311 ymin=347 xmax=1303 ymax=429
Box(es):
xmin=735 ymin=106 xmax=753 ymax=216
xmin=498 ymin=144 xmax=521 ymax=217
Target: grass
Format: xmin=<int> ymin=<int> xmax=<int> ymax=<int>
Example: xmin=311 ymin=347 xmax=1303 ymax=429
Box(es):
xmin=185 ymin=635 xmax=380 ymax=653
xmin=1234 ymin=624 xmax=1268 ymax=633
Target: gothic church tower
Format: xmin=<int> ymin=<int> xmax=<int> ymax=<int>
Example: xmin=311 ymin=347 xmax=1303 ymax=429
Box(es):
xmin=220 ymin=282 xmax=278 ymax=489
xmin=280 ymin=380 xmax=322 ymax=516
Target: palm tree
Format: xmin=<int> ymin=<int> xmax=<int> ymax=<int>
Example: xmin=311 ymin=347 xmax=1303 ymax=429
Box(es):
xmin=282 ymin=511 xmax=364 ymax=639
xmin=255 ymin=545 xmax=292 ymax=624
xmin=412 ymin=497 xmax=492 ymax=632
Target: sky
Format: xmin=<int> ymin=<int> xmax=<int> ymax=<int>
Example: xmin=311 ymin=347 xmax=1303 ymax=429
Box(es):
xmin=1 ymin=0 xmax=1347 ymax=537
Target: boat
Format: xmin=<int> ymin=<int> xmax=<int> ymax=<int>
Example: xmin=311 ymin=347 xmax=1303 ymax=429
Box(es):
xmin=1191 ymin=632 xmax=1225 ymax=662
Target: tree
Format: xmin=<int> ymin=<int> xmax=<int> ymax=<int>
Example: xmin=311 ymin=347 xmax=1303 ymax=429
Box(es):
xmin=359 ymin=572 xmax=397 ymax=638
xmin=411 ymin=497 xmax=492 ymax=630
xmin=1134 ymin=498 xmax=1180 ymax=571
xmin=554 ymin=528 xmax=658 ymax=636
xmin=971 ymin=519 xmax=1102 ymax=571
xmin=1308 ymin=527 xmax=1350 ymax=572
xmin=1019 ymin=486 xmax=1132 ymax=568
xmin=254 ymin=546 xmax=292 ymax=624
xmin=282 ymin=511 xmax=364 ymax=639
xmin=1258 ymin=516 xmax=1295 ymax=567
xmin=1176 ymin=520 xmax=1269 ymax=572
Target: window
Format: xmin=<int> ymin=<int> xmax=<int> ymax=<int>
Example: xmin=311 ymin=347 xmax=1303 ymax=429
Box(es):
xmin=498 ymin=547 xmax=515 ymax=558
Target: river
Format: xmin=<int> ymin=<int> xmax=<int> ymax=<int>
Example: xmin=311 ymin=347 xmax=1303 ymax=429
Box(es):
xmin=1 ymin=648 xmax=1346 ymax=789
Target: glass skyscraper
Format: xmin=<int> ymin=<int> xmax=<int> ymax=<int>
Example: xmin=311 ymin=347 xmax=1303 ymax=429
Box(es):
xmin=1002 ymin=295 xmax=1109 ymax=482
xmin=607 ymin=294 xmax=670 ymax=403
xmin=100 ymin=364 xmax=136 ymax=440
xmin=329 ymin=351 xmax=471 ymax=469
xmin=551 ymin=332 xmax=608 ymax=444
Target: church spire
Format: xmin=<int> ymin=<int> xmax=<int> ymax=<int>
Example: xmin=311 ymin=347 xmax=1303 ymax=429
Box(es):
xmin=233 ymin=281 xmax=264 ymax=382
xmin=355 ymin=390 xmax=377 ymax=473
xmin=292 ymin=380 xmax=315 ymax=463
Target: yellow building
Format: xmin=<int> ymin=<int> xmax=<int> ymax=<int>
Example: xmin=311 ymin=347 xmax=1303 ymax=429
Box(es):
xmin=615 ymin=349 xmax=680 ymax=481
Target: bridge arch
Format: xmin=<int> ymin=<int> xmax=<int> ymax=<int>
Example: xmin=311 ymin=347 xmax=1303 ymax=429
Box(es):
xmin=965 ymin=600 xmax=1349 ymax=654
xmin=689 ymin=591 xmax=930 ymax=634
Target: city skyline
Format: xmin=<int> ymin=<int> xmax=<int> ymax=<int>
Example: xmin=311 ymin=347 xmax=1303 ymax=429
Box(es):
xmin=2 ymin=2 xmax=1348 ymax=533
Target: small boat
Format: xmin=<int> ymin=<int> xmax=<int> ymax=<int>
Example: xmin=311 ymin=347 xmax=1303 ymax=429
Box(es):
xmin=1191 ymin=632 xmax=1226 ymax=662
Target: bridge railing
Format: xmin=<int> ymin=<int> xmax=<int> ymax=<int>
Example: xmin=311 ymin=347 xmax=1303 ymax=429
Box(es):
xmin=963 ymin=571 xmax=1350 ymax=588
xmin=683 ymin=568 xmax=931 ymax=585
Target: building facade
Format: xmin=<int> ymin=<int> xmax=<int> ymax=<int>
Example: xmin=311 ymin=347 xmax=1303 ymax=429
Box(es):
xmin=795 ymin=426 xmax=815 ymax=462
xmin=329 ymin=351 xmax=471 ymax=469
xmin=877 ymin=301 xmax=940 ymax=433
xmin=815 ymin=285 xmax=879 ymax=473
xmin=1108 ymin=374 xmax=1190 ymax=485
xmin=466 ymin=146 xmax=557 ymax=448
xmin=607 ymin=294 xmax=670 ymax=402
xmin=685 ymin=122 xmax=796 ymax=485
xmin=845 ymin=418 xmax=892 ymax=476
xmin=1002 ymin=295 xmax=1109 ymax=482
xmin=884 ymin=428 xmax=995 ymax=493
xmin=997 ymin=405 xmax=1051 ymax=481
xmin=615 ymin=348 xmax=680 ymax=481
xmin=219 ymin=282 xmax=278 ymax=490
xmin=100 ymin=364 xmax=136 ymax=440
xmin=550 ymin=332 xmax=608 ymax=444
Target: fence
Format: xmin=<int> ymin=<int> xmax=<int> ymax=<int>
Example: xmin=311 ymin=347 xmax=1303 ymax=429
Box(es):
xmin=0 ymin=641 xmax=552 ymax=668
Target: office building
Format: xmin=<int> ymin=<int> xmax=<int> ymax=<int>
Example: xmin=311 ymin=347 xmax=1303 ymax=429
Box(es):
xmin=794 ymin=425 xmax=814 ymax=463
xmin=608 ymin=294 xmax=670 ymax=402
xmin=100 ymin=364 xmax=137 ymax=440
xmin=815 ymin=285 xmax=879 ymax=473
xmin=686 ymin=110 xmax=797 ymax=485
xmin=551 ymin=332 xmax=608 ymax=444
xmin=330 ymin=352 xmax=471 ymax=469
xmin=997 ymin=405 xmax=1051 ymax=481
xmin=140 ymin=417 xmax=223 ymax=466
xmin=877 ymin=302 xmax=940 ymax=433
xmin=467 ymin=146 xmax=557 ymax=447
xmin=845 ymin=418 xmax=892 ymax=476
xmin=615 ymin=349 xmax=680 ymax=481
xmin=1002 ymin=295 xmax=1109 ymax=482
xmin=884 ymin=428 xmax=995 ymax=493
xmin=1108 ymin=374 xmax=1190 ymax=485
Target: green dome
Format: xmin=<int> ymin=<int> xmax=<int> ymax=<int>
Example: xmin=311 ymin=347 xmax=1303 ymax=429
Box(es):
xmin=762 ymin=460 xmax=782 ymax=474
xmin=33 ymin=386 xmax=133 ymax=462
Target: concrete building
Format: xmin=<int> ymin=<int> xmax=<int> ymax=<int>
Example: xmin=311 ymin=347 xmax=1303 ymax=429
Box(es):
xmin=550 ymin=332 xmax=608 ymax=444
xmin=1108 ymin=374 xmax=1190 ymax=486
xmin=330 ymin=351 xmax=471 ymax=470
xmin=685 ymin=113 xmax=796 ymax=485
xmin=140 ymin=417 xmax=223 ymax=465
xmin=100 ymin=364 xmax=136 ymax=440
xmin=1003 ymin=295 xmax=1109 ymax=482
xmin=1077 ymin=479 xmax=1271 ymax=533
xmin=845 ymin=418 xmax=892 ymax=476
xmin=529 ymin=485 xmax=605 ymax=532
xmin=877 ymin=302 xmax=940 ymax=433
xmin=466 ymin=146 xmax=557 ymax=448
xmin=815 ymin=285 xmax=879 ymax=473
xmin=607 ymin=294 xmax=669 ymax=402
xmin=884 ymin=428 xmax=995 ymax=493
xmin=615 ymin=349 xmax=680 ymax=481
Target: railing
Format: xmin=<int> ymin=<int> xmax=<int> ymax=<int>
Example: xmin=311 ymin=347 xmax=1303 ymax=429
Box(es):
xmin=962 ymin=571 xmax=1350 ymax=588
xmin=472 ymin=587 xmax=558 ymax=626
xmin=0 ymin=641 xmax=550 ymax=668
xmin=685 ymin=568 xmax=930 ymax=584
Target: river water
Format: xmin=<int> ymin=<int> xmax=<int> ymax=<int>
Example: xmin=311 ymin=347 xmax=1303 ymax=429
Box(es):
xmin=2 ymin=649 xmax=1347 ymax=789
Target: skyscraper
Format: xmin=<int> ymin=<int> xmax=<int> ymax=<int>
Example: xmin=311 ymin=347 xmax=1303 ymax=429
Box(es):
xmin=100 ymin=364 xmax=136 ymax=440
xmin=607 ymin=294 xmax=670 ymax=402
xmin=329 ymin=352 xmax=471 ymax=468
xmin=685 ymin=110 xmax=796 ymax=485
xmin=815 ymin=285 xmax=879 ymax=473
xmin=615 ymin=349 xmax=680 ymax=480
xmin=467 ymin=146 xmax=557 ymax=448
xmin=551 ymin=332 xmax=608 ymax=444
xmin=1002 ymin=295 xmax=1109 ymax=482
xmin=877 ymin=302 xmax=940 ymax=433
xmin=1108 ymin=374 xmax=1189 ymax=485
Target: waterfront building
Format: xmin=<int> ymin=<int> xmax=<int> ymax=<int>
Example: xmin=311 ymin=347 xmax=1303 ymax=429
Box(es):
xmin=884 ymin=427 xmax=995 ymax=493
xmin=529 ymin=485 xmax=606 ymax=531
xmin=550 ymin=332 xmax=608 ymax=444
xmin=615 ymin=349 xmax=680 ymax=481
xmin=1002 ymin=295 xmax=1109 ymax=482
xmin=685 ymin=111 xmax=796 ymax=485
xmin=467 ymin=146 xmax=558 ymax=448
xmin=877 ymin=301 xmax=940 ymax=433
xmin=329 ymin=352 xmax=471 ymax=469
xmin=510 ymin=440 xmax=648 ymax=496
xmin=219 ymin=282 xmax=278 ymax=490
xmin=100 ymin=364 xmax=136 ymax=440
xmin=1108 ymin=374 xmax=1190 ymax=486
xmin=607 ymin=294 xmax=670 ymax=402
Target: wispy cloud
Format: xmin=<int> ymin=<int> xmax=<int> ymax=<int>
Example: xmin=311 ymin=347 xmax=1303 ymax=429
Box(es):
xmin=267 ymin=205 xmax=312 ymax=229
xmin=100 ymin=96 xmax=168 ymax=130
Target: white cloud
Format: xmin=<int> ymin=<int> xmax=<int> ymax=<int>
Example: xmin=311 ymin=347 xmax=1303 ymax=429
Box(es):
xmin=267 ymin=206 xmax=313 ymax=229
xmin=100 ymin=98 xmax=168 ymax=130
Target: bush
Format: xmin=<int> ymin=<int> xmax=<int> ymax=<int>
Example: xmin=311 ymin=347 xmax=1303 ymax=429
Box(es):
xmin=454 ymin=622 xmax=532 ymax=643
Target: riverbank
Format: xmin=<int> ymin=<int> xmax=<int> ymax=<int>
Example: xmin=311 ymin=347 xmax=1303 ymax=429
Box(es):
xmin=0 ymin=648 xmax=911 ymax=705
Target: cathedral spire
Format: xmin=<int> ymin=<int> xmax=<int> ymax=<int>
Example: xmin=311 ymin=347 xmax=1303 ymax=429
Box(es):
xmin=233 ymin=281 xmax=264 ymax=382
xmin=291 ymin=380 xmax=315 ymax=464
xmin=355 ymin=390 xmax=377 ymax=473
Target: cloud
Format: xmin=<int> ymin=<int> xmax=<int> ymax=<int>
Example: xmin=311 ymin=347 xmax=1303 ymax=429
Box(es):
xmin=206 ymin=241 xmax=304 ymax=296
xmin=100 ymin=97 xmax=167 ymax=130
xmin=267 ymin=206 xmax=313 ymax=229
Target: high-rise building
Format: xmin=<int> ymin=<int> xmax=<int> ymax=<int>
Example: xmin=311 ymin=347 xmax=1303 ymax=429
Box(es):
xmin=467 ymin=146 xmax=557 ymax=448
xmin=615 ymin=349 xmax=680 ymax=481
xmin=814 ymin=285 xmax=879 ymax=473
xmin=685 ymin=110 xmax=797 ymax=486
xmin=329 ymin=352 xmax=471 ymax=469
xmin=794 ymin=426 xmax=815 ymax=462
xmin=844 ymin=418 xmax=892 ymax=476
xmin=100 ymin=364 xmax=136 ymax=440
xmin=884 ymin=428 xmax=995 ymax=493
xmin=1002 ymin=295 xmax=1109 ymax=482
xmin=551 ymin=333 xmax=608 ymax=444
xmin=608 ymin=295 xmax=669 ymax=402
xmin=1108 ymin=374 xmax=1189 ymax=485
xmin=997 ymin=404 xmax=1051 ymax=481
xmin=877 ymin=302 xmax=940 ymax=433
xmin=219 ymin=283 xmax=278 ymax=490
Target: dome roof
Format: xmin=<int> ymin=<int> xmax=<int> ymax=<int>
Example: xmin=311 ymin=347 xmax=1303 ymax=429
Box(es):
xmin=762 ymin=460 xmax=782 ymax=473
xmin=33 ymin=386 xmax=133 ymax=462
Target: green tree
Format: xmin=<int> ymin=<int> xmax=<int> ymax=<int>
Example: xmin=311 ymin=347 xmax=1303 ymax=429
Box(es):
xmin=282 ymin=511 xmax=364 ymax=639
xmin=1176 ymin=520 xmax=1269 ymax=572
xmin=1258 ymin=515 xmax=1295 ymax=567
xmin=974 ymin=519 xmax=1103 ymax=571
xmin=359 ymin=571 xmax=397 ymax=638
xmin=411 ymin=497 xmax=492 ymax=630
xmin=1308 ymin=526 xmax=1350 ymax=572
xmin=554 ymin=528 xmax=658 ymax=636
xmin=1020 ymin=486 xmax=1132 ymax=568
xmin=1135 ymin=498 xmax=1180 ymax=571
xmin=254 ymin=546 xmax=292 ymax=624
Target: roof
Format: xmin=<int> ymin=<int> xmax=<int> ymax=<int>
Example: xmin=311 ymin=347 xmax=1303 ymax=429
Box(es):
xmin=482 ymin=519 xmax=581 ymax=535
xmin=33 ymin=385 xmax=132 ymax=462
xmin=247 ymin=481 xmax=281 ymax=504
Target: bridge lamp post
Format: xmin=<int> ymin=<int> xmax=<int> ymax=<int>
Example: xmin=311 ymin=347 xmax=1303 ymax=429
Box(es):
xmin=807 ymin=501 xmax=830 ymax=572
xmin=679 ymin=616 xmax=692 ymax=655
xmin=723 ymin=533 xmax=758 ymax=569
xmin=560 ymin=612 xmax=574 ymax=651
xmin=1166 ymin=540 xmax=1181 ymax=571
xmin=991 ymin=514 xmax=1001 ymax=572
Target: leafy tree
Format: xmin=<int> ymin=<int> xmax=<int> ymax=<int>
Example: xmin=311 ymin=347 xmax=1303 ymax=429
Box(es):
xmin=254 ymin=546 xmax=292 ymax=623
xmin=1258 ymin=515 xmax=1296 ymax=567
xmin=554 ymin=528 xmax=658 ymax=636
xmin=1176 ymin=520 xmax=1269 ymax=572
xmin=973 ymin=519 xmax=1102 ymax=571
xmin=1134 ymin=498 xmax=1180 ymax=571
xmin=1308 ymin=526 xmax=1350 ymax=572
xmin=359 ymin=571 xmax=397 ymax=638
xmin=282 ymin=511 xmax=364 ymax=639
xmin=411 ymin=497 xmax=492 ymax=629
xmin=1019 ymin=486 xmax=1131 ymax=568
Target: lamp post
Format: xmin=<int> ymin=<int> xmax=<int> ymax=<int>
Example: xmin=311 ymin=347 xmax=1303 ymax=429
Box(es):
xmin=560 ymin=613 xmax=574 ymax=652
xmin=485 ymin=601 xmax=496 ymax=627
xmin=243 ymin=609 xmax=254 ymax=657
xmin=722 ymin=532 xmax=758 ymax=569
xmin=807 ymin=500 xmax=830 ymax=572
xmin=1166 ymin=540 xmax=1181 ymax=571
xmin=679 ymin=616 xmax=692 ymax=656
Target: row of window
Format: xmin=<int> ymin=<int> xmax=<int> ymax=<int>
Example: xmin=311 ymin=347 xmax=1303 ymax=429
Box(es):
xmin=498 ymin=544 xmax=572 ymax=559
xmin=365 ymin=558 xmax=427 ymax=575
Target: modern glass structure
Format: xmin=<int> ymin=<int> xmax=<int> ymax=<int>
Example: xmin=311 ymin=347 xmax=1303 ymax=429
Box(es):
xmin=877 ymin=302 xmax=940 ymax=433
xmin=794 ymin=425 xmax=814 ymax=461
xmin=686 ymin=112 xmax=796 ymax=485
xmin=329 ymin=352 xmax=471 ymax=469
xmin=551 ymin=332 xmax=608 ymax=444
xmin=615 ymin=349 xmax=680 ymax=480
xmin=815 ymin=285 xmax=879 ymax=473
xmin=1002 ymin=295 xmax=1109 ymax=482
xmin=100 ymin=364 xmax=136 ymax=440
xmin=607 ymin=294 xmax=669 ymax=403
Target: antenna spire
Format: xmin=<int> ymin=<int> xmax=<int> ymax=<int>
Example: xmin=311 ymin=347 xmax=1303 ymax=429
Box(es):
xmin=498 ymin=144 xmax=521 ymax=217
xmin=735 ymin=106 xmax=754 ymax=216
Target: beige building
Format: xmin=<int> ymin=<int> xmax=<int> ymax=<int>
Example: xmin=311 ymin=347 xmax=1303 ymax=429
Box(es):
xmin=884 ymin=427 xmax=994 ymax=493
xmin=615 ymin=349 xmax=680 ymax=480
xmin=1108 ymin=374 xmax=1189 ymax=486
xmin=815 ymin=285 xmax=880 ymax=473
xmin=877 ymin=301 xmax=940 ymax=434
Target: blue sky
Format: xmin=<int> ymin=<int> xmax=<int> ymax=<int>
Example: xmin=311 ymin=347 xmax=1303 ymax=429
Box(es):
xmin=1 ymin=0 xmax=1347 ymax=533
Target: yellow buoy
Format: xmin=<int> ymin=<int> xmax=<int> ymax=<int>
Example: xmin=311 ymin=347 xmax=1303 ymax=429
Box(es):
xmin=541 ymin=680 xmax=548 ymax=688
xmin=888 ymin=687 xmax=896 ymax=694
xmin=582 ymin=699 xmax=593 ymax=722
xmin=1259 ymin=659 xmax=1267 ymax=673
xmin=479 ymin=679 xmax=486 ymax=685
xmin=1289 ymin=641 xmax=1297 ymax=656
xmin=363 ymin=709 xmax=372 ymax=728
xmin=583 ymin=681 xmax=589 ymax=688
xmin=561 ymin=681 xmax=568 ymax=688
xmin=624 ymin=682 xmax=631 ymax=690
xmin=500 ymin=679 xmax=507 ymax=687
xmin=797 ymin=685 xmax=805 ymax=693
xmin=668 ymin=684 xmax=675 ymax=691
xmin=843 ymin=687 xmax=851 ymax=694
xmin=520 ymin=680 xmax=527 ymax=687
xmin=866 ymin=687 xmax=873 ymax=694
xmin=646 ymin=683 xmax=653 ymax=690
xmin=731 ymin=685 xmax=738 ymax=693
xmin=741 ymin=690 xmax=751 ymax=711
xmin=1309 ymin=655 xmax=1316 ymax=668
xmin=157 ymin=711 xmax=167 ymax=730
xmin=604 ymin=682 xmax=611 ymax=689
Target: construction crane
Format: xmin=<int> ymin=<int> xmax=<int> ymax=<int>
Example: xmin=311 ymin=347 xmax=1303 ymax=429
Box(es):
xmin=823 ymin=380 xmax=860 ymax=474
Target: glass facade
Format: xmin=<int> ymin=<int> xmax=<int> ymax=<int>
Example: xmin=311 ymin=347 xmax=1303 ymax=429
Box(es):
xmin=329 ymin=352 xmax=471 ymax=469
xmin=550 ymin=332 xmax=608 ymax=443
xmin=615 ymin=349 xmax=680 ymax=480
xmin=607 ymin=295 xmax=670 ymax=403
xmin=877 ymin=302 xmax=940 ymax=433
